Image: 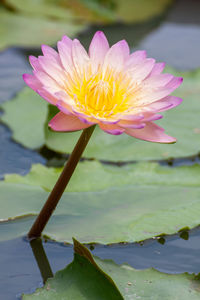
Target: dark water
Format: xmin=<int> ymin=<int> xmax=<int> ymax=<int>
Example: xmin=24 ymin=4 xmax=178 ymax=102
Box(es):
xmin=0 ymin=0 xmax=200 ymax=299
xmin=0 ymin=228 xmax=200 ymax=300
xmin=0 ymin=124 xmax=45 ymax=179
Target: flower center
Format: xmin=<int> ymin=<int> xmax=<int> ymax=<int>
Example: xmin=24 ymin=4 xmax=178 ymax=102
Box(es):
xmin=66 ymin=68 xmax=136 ymax=119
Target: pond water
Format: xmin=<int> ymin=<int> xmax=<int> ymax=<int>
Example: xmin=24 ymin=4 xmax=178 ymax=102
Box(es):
xmin=0 ymin=0 xmax=200 ymax=298
xmin=1 ymin=227 xmax=200 ymax=300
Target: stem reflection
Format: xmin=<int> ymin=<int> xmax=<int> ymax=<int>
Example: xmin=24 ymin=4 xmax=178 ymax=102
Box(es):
xmin=30 ymin=238 xmax=53 ymax=283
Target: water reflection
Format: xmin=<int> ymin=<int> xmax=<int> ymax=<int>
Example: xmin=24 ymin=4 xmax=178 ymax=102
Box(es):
xmin=30 ymin=238 xmax=53 ymax=283
xmin=1 ymin=227 xmax=200 ymax=299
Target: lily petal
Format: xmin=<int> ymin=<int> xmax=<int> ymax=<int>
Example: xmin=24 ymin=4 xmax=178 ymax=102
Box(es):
xmin=99 ymin=123 xmax=125 ymax=135
xmin=23 ymin=74 xmax=42 ymax=91
xmin=125 ymin=122 xmax=176 ymax=143
xmin=89 ymin=31 xmax=109 ymax=72
xmin=49 ymin=112 xmax=92 ymax=132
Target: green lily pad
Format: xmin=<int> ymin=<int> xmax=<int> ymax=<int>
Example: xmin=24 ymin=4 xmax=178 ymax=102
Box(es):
xmin=23 ymin=239 xmax=123 ymax=299
xmin=2 ymin=68 xmax=199 ymax=161
xmin=1 ymin=88 xmax=48 ymax=149
xmin=23 ymin=239 xmax=200 ymax=300
xmin=0 ymin=8 xmax=85 ymax=51
xmin=2 ymin=161 xmax=200 ymax=243
xmin=5 ymin=161 xmax=200 ymax=191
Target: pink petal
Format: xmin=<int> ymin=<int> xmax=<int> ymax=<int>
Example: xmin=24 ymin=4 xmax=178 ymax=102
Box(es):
xmin=37 ymin=88 xmax=58 ymax=105
xmin=99 ymin=123 xmax=125 ymax=135
xmin=142 ymin=113 xmax=163 ymax=122
xmin=61 ymin=35 xmax=73 ymax=47
xmin=23 ymin=74 xmax=42 ymax=91
xmin=70 ymin=108 xmax=97 ymax=124
xmin=129 ymin=58 xmax=155 ymax=82
xmin=89 ymin=31 xmax=109 ymax=71
xmin=41 ymin=44 xmax=62 ymax=67
xmin=144 ymin=74 xmax=173 ymax=88
xmin=29 ymin=56 xmax=42 ymax=71
xmin=103 ymin=40 xmax=130 ymax=73
xmin=49 ymin=112 xmax=92 ymax=132
xmin=57 ymin=99 xmax=74 ymax=115
xmin=57 ymin=39 xmax=73 ymax=72
xmin=148 ymin=62 xmax=166 ymax=76
xmin=148 ymin=96 xmax=183 ymax=112
xmin=72 ymin=39 xmax=89 ymax=74
xmin=34 ymin=71 xmax=61 ymax=92
xmin=118 ymin=120 xmax=145 ymax=129
xmin=165 ymin=76 xmax=183 ymax=90
xmin=37 ymin=56 xmax=66 ymax=84
xmin=120 ymin=114 xmax=144 ymax=121
xmin=140 ymin=76 xmax=183 ymax=104
xmin=41 ymin=45 xmax=58 ymax=58
xmin=125 ymin=50 xmax=146 ymax=68
xmin=125 ymin=122 xmax=176 ymax=143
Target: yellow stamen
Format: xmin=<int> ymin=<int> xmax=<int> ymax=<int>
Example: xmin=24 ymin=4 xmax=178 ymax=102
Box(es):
xmin=65 ymin=67 xmax=139 ymax=120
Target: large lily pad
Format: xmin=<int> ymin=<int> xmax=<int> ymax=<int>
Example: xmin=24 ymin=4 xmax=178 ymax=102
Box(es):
xmin=1 ymin=68 xmax=200 ymax=161
xmin=5 ymin=161 xmax=200 ymax=191
xmin=0 ymin=8 xmax=85 ymax=51
xmin=2 ymin=161 xmax=200 ymax=243
xmin=1 ymin=87 xmax=48 ymax=149
xmin=23 ymin=239 xmax=123 ymax=299
xmin=23 ymin=239 xmax=200 ymax=300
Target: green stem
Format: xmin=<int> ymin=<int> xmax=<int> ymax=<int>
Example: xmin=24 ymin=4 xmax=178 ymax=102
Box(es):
xmin=30 ymin=238 xmax=53 ymax=283
xmin=28 ymin=125 xmax=96 ymax=239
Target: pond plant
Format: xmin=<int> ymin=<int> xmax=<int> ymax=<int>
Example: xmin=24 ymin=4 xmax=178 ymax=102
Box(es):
xmin=2 ymin=0 xmax=200 ymax=298
xmin=23 ymin=31 xmax=183 ymax=240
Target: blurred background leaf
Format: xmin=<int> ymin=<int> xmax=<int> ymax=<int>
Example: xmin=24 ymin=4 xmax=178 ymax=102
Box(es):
xmin=0 ymin=0 xmax=174 ymax=50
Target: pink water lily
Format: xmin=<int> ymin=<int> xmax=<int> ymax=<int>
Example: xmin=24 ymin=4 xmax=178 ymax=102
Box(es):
xmin=23 ymin=31 xmax=183 ymax=143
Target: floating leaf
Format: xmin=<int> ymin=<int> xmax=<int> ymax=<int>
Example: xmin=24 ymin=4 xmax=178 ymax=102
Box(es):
xmin=23 ymin=239 xmax=124 ymax=299
xmin=0 ymin=8 xmax=85 ymax=50
xmin=5 ymin=161 xmax=200 ymax=191
xmin=23 ymin=239 xmax=200 ymax=300
xmin=2 ymin=161 xmax=200 ymax=243
xmin=1 ymin=88 xmax=48 ymax=149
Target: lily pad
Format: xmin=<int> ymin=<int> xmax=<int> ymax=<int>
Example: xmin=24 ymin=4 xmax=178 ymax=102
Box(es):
xmin=1 ymin=88 xmax=48 ymax=149
xmin=2 ymin=161 xmax=200 ymax=243
xmin=5 ymin=161 xmax=200 ymax=191
xmin=0 ymin=8 xmax=85 ymax=51
xmin=2 ymin=68 xmax=200 ymax=161
xmin=23 ymin=239 xmax=200 ymax=300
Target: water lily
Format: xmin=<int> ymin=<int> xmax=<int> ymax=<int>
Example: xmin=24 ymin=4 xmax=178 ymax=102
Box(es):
xmin=23 ymin=31 xmax=182 ymax=143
